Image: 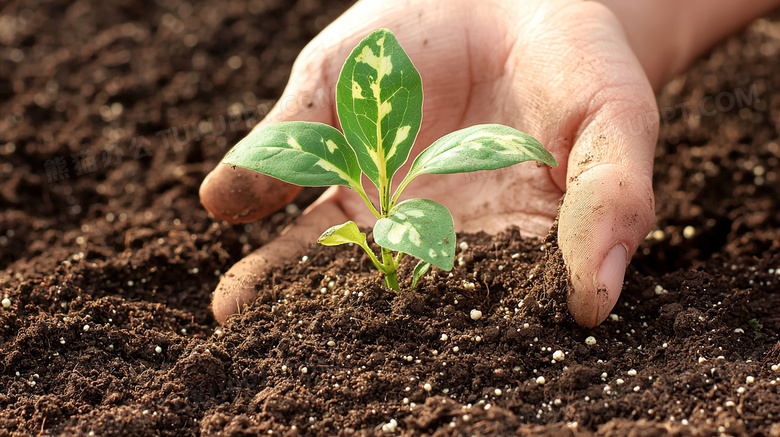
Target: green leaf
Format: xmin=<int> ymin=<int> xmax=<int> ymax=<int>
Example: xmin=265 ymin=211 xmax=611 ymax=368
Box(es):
xmin=222 ymin=122 xmax=361 ymax=189
xmin=318 ymin=221 xmax=366 ymax=247
xmin=336 ymin=28 xmax=422 ymax=188
xmin=373 ymin=199 xmax=455 ymax=271
xmin=410 ymin=260 xmax=431 ymax=291
xmin=405 ymin=124 xmax=557 ymax=181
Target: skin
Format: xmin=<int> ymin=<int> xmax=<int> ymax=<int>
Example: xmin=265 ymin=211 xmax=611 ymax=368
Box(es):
xmin=200 ymin=0 xmax=780 ymax=326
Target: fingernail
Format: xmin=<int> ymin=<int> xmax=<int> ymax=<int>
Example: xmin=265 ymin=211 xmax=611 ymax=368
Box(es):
xmin=595 ymin=244 xmax=628 ymax=324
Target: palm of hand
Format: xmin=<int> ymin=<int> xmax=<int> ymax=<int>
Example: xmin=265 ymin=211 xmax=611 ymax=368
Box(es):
xmin=201 ymin=0 xmax=658 ymax=327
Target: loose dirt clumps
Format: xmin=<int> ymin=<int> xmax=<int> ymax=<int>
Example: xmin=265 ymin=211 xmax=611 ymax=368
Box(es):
xmin=2 ymin=1 xmax=780 ymax=436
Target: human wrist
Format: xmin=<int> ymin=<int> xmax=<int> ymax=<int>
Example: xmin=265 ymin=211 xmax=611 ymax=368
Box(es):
xmin=597 ymin=0 xmax=780 ymax=90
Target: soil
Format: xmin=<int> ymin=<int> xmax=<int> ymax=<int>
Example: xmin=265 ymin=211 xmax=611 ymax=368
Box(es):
xmin=2 ymin=1 xmax=780 ymax=436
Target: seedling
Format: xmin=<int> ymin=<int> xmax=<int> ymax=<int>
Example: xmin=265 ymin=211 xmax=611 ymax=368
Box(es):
xmin=748 ymin=318 xmax=763 ymax=339
xmin=222 ymin=29 xmax=557 ymax=291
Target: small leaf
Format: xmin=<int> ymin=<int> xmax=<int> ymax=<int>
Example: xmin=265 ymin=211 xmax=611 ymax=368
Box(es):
xmin=405 ymin=124 xmax=557 ymax=180
xmin=374 ymin=199 xmax=455 ymax=271
xmin=336 ymin=28 xmax=422 ymax=188
xmin=222 ymin=122 xmax=361 ymax=189
xmin=318 ymin=221 xmax=367 ymax=247
xmin=410 ymin=260 xmax=431 ymax=291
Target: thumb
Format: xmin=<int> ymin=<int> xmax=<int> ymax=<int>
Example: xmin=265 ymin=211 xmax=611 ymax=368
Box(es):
xmin=559 ymin=95 xmax=657 ymax=328
xmin=199 ymin=34 xmax=338 ymax=223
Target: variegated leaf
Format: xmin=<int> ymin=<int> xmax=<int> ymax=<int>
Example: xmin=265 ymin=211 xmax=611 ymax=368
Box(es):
xmin=336 ymin=28 xmax=422 ymax=188
xmin=318 ymin=221 xmax=366 ymax=247
xmin=405 ymin=124 xmax=557 ymax=181
xmin=374 ymin=198 xmax=455 ymax=271
xmin=222 ymin=122 xmax=361 ymax=189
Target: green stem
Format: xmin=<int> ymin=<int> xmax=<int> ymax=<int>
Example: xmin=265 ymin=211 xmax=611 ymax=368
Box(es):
xmin=381 ymin=247 xmax=399 ymax=291
xmin=379 ymin=165 xmax=399 ymax=290
xmin=379 ymin=180 xmax=391 ymax=216
xmin=352 ymin=183 xmax=380 ymax=218
xmin=362 ymin=246 xmax=386 ymax=274
xmin=390 ymin=172 xmax=416 ymax=208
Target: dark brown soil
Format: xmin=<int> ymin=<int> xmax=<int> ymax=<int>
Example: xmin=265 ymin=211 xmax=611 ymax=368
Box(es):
xmin=2 ymin=1 xmax=780 ymax=436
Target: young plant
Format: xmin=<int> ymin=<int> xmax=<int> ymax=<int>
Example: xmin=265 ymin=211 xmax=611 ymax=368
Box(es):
xmin=222 ymin=29 xmax=557 ymax=291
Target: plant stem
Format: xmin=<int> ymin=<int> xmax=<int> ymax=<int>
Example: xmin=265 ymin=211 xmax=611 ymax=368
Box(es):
xmin=352 ymin=183 xmax=380 ymax=218
xmin=379 ymin=180 xmax=391 ymax=216
xmin=380 ymin=175 xmax=399 ymax=290
xmin=359 ymin=243 xmax=387 ymax=274
xmin=381 ymin=247 xmax=399 ymax=291
xmin=390 ymin=172 xmax=415 ymax=208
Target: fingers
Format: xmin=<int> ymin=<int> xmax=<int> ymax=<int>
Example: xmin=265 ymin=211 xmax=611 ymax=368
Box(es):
xmin=199 ymin=84 xmax=337 ymax=222
xmin=199 ymin=15 xmax=344 ymax=223
xmin=201 ymin=0 xmax=486 ymax=224
xmin=551 ymin=3 xmax=658 ymax=328
xmin=212 ymin=188 xmax=349 ymax=324
xmin=199 ymin=166 xmax=299 ymax=223
xmin=208 ymin=0 xmax=454 ymax=320
xmin=199 ymin=86 xmax=335 ymax=223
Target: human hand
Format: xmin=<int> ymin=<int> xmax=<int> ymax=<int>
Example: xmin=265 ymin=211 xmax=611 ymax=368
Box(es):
xmin=202 ymin=0 xmax=662 ymax=327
